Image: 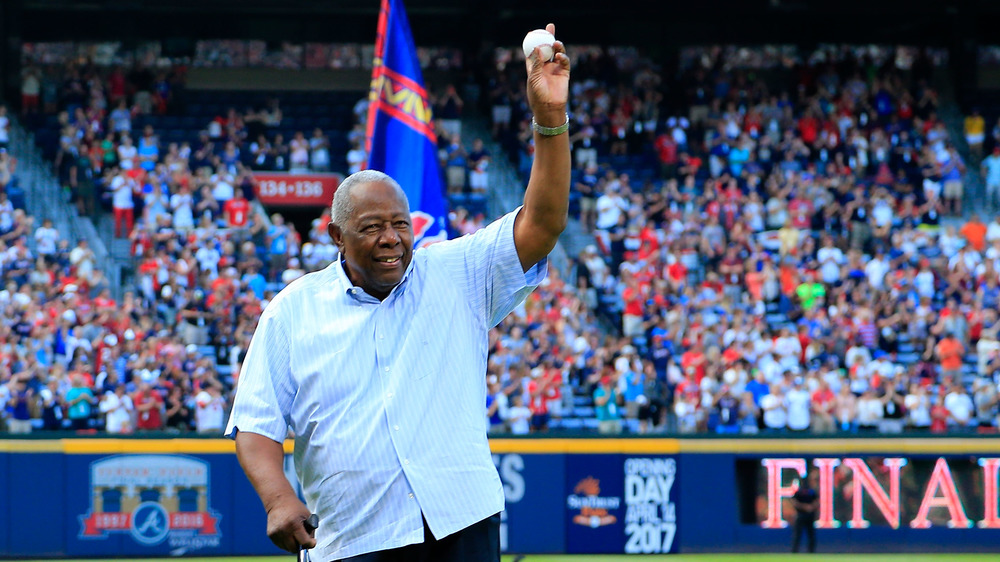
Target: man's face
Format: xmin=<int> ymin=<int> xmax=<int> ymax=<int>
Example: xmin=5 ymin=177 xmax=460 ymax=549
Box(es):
xmin=330 ymin=181 xmax=413 ymax=300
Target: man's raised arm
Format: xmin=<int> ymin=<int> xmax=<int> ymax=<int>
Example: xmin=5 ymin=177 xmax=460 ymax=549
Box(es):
xmin=513 ymin=23 xmax=572 ymax=272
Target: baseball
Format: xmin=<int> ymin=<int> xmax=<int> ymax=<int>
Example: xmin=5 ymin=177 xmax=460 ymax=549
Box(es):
xmin=522 ymin=29 xmax=555 ymax=62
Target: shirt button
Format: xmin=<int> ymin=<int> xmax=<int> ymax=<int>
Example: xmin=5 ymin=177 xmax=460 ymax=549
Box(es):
xmin=384 ymin=366 xmax=390 ymax=372
xmin=404 ymin=458 xmax=410 ymax=465
xmin=379 ymin=334 xmax=385 ymax=340
xmin=386 ymin=392 xmax=393 ymax=398
xmin=393 ymin=425 xmax=400 ymax=431
xmin=408 ymin=493 xmax=415 ymax=499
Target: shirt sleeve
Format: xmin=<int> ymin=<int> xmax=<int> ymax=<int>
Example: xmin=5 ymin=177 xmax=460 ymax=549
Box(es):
xmin=225 ymin=303 xmax=295 ymax=441
xmin=426 ymin=206 xmax=547 ymax=328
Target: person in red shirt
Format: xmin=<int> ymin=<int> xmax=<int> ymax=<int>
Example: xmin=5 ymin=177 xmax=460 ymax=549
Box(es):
xmin=133 ymin=382 xmax=164 ymax=431
xmin=798 ymin=111 xmax=819 ymax=146
xmin=224 ymin=192 xmax=250 ymax=231
xmin=621 ymin=274 xmax=645 ymax=338
xmin=935 ymin=333 xmax=965 ymax=381
xmin=788 ymin=196 xmax=814 ymax=229
xmin=810 ymin=379 xmax=836 ymax=433
xmin=681 ymin=341 xmax=706 ymax=383
xmin=654 ymin=132 xmax=678 ymax=178
xmin=930 ymin=388 xmax=949 ymax=434
xmin=664 ymin=255 xmax=687 ymax=292
xmin=960 ymin=214 xmax=988 ymax=253
xmin=92 ymin=288 xmax=117 ymax=312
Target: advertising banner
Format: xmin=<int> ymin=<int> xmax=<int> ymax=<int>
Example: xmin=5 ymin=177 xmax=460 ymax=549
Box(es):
xmin=740 ymin=455 xmax=1000 ymax=530
xmin=11 ymin=438 xmax=1000 ymax=558
xmin=253 ymin=172 xmax=342 ymax=207
xmin=565 ymin=454 xmax=679 ymax=555
xmin=494 ymin=453 xmax=566 ymax=553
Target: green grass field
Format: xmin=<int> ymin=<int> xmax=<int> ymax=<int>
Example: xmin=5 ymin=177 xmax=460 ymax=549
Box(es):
xmin=35 ymin=554 xmax=997 ymax=562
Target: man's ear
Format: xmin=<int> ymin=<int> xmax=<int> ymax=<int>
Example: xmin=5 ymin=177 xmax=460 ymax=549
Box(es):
xmin=328 ymin=222 xmax=343 ymax=249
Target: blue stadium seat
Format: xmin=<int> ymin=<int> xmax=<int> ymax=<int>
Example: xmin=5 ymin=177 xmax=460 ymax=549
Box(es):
xmin=559 ymin=418 xmax=584 ymax=430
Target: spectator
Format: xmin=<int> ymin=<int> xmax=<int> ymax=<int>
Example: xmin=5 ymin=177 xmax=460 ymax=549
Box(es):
xmin=5 ymin=376 xmax=34 ymax=434
xmin=288 ymin=131 xmax=310 ymax=173
xmin=309 ymin=128 xmax=331 ymax=172
xmin=930 ymin=390 xmax=950 ymax=433
xmin=506 ymin=394 xmax=531 ymax=435
xmin=223 ymin=190 xmax=251 ymax=233
xmin=21 ymin=68 xmax=41 ymax=115
xmin=468 ymin=138 xmax=490 ymax=195
xmin=904 ymin=383 xmax=932 ymax=431
xmin=346 ymin=139 xmax=365 ymax=175
xmin=982 ymin=147 xmax=1000 ymax=210
xmin=935 ymin=332 xmax=965 ymax=381
xmin=810 ymin=379 xmax=836 ymax=433
xmin=435 ymin=84 xmax=463 ymax=141
xmin=443 ymin=134 xmax=467 ymax=195
xmin=880 ymin=381 xmax=906 ymax=434
xmin=785 ymin=378 xmax=811 ymax=432
xmin=98 ymin=384 xmax=134 ymax=434
xmin=194 ymin=382 xmax=226 ymax=434
xmin=65 ymin=374 xmax=96 ymax=430
xmin=965 ymin=108 xmax=985 ymax=158
xmin=939 ymin=146 xmax=966 ymax=216
xmin=110 ymin=169 xmax=137 ymax=238
xmin=713 ymin=385 xmax=741 ymax=434
xmin=973 ymin=378 xmax=998 ymax=431
xmin=857 ymin=389 xmax=884 ymax=432
xmin=165 ymin=385 xmax=192 ymax=431
xmin=133 ymin=382 xmax=164 ymax=431
xmin=594 ymin=374 xmax=622 ymax=434
xmin=944 ymin=382 xmax=975 ymax=430
xmin=760 ymin=385 xmax=787 ymax=432
xmin=486 ymin=375 xmax=508 ymax=434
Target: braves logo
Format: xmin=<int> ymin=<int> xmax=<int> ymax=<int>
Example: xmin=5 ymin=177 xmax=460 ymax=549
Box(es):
xmin=131 ymin=502 xmax=170 ymax=545
xmin=411 ymin=211 xmax=447 ymax=248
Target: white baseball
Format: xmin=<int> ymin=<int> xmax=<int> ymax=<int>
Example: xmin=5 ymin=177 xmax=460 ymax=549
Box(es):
xmin=522 ymin=29 xmax=555 ymax=62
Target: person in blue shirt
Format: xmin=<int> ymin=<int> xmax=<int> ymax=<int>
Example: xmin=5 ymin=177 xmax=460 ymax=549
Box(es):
xmin=65 ymin=374 xmax=96 ymax=431
xmin=242 ymin=266 xmax=268 ymax=300
xmin=745 ymin=368 xmax=770 ymax=408
xmin=594 ymin=374 xmax=622 ymax=434
xmin=229 ymin=24 xmax=572 ymax=562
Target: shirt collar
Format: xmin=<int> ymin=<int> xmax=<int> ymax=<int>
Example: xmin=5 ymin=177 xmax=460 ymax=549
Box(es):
xmin=334 ymin=254 xmax=416 ymax=301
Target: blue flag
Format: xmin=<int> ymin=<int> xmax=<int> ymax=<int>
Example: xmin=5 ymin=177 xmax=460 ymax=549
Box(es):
xmin=366 ymin=0 xmax=447 ymax=246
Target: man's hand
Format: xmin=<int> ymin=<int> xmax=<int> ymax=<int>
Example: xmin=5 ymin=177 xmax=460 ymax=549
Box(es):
xmin=265 ymin=497 xmax=317 ymax=553
xmin=524 ymin=23 xmax=570 ymax=124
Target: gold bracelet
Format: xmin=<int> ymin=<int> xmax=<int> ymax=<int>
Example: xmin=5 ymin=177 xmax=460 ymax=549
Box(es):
xmin=531 ymin=113 xmax=570 ymax=136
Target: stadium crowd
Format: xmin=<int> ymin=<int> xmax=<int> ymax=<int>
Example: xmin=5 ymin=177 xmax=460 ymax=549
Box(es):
xmin=3 ymin=46 xmax=1000 ymax=436
xmin=1 ymin=61 xmax=333 ymax=434
xmin=480 ymin=45 xmax=1000 ymax=435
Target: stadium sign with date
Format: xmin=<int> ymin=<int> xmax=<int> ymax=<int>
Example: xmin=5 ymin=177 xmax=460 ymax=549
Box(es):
xmin=77 ymin=455 xmax=222 ymax=552
xmin=254 ymin=172 xmax=343 ymax=206
xmin=564 ymin=454 xmax=679 ymax=554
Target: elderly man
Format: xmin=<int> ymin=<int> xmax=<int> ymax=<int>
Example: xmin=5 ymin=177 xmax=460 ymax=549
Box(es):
xmin=227 ymin=24 xmax=571 ymax=562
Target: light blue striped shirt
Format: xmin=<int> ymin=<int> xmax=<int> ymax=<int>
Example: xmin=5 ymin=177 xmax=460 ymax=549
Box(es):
xmin=226 ymin=208 xmax=546 ymax=560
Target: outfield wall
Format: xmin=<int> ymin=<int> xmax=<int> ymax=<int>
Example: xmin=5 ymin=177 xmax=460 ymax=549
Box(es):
xmin=2 ymin=438 xmax=1000 ymax=558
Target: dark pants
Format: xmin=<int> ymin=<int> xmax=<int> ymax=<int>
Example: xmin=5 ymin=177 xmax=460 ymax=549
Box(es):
xmin=791 ymin=514 xmax=816 ymax=553
xmin=336 ymin=513 xmax=500 ymax=562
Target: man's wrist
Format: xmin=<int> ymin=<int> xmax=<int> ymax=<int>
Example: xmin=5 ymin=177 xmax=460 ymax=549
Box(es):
xmin=532 ymin=113 xmax=570 ymax=136
xmin=532 ymin=107 xmax=568 ymax=128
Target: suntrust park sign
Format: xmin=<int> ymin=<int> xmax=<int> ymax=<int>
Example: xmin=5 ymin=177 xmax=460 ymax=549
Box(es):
xmin=254 ymin=172 xmax=343 ymax=206
xmin=564 ymin=455 xmax=678 ymax=555
xmin=756 ymin=456 xmax=1000 ymax=529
